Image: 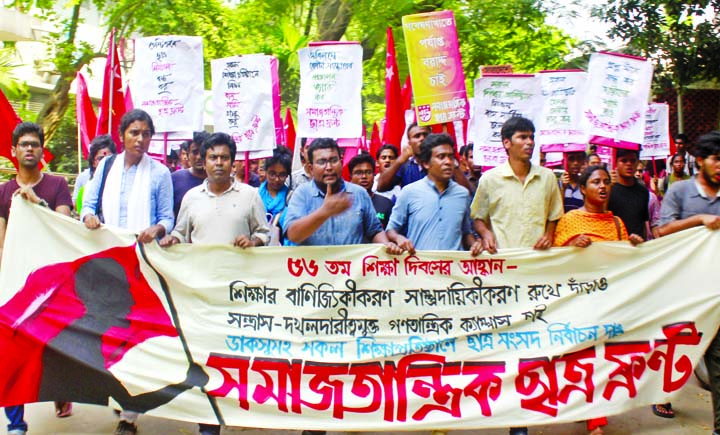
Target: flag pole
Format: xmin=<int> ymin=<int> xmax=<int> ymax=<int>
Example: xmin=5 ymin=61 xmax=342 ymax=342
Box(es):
xmin=77 ymin=123 xmax=82 ymax=175
xmin=108 ymin=29 xmax=115 ymax=137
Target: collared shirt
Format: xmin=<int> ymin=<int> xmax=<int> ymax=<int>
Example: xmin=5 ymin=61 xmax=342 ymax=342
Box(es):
xmin=284 ymin=180 xmax=383 ymax=246
xmin=290 ymin=169 xmax=311 ymax=190
xmin=387 ymin=177 xmax=472 ymax=251
xmin=470 ymin=162 xmax=563 ymax=249
xmin=393 ymin=158 xmax=426 ymax=188
xmin=81 ymin=156 xmax=174 ymax=233
xmin=171 ymin=179 xmax=270 ymax=245
xmin=659 ymin=176 xmax=720 ymax=226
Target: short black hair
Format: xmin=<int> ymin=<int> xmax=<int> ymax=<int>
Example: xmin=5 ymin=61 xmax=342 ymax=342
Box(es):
xmin=88 ymin=134 xmax=116 ymax=172
xmin=265 ymin=146 xmax=293 ymax=173
xmin=460 ymin=144 xmax=473 ymax=159
xmin=406 ymin=122 xmax=431 ymax=139
xmin=586 ymin=152 xmax=600 ymax=163
xmin=500 ymin=116 xmax=535 ymax=142
xmin=179 ymin=140 xmax=191 ymax=152
xmin=669 ymin=153 xmax=686 ymax=165
xmin=348 ymin=152 xmax=375 ymax=175
xmin=193 ymin=131 xmax=210 ymax=147
xmin=119 ymin=109 xmax=155 ymax=138
xmin=306 ymin=138 xmax=340 ymax=164
xmin=694 ymin=131 xmax=720 ymax=159
xmin=201 ymin=132 xmax=237 ymax=160
xmin=376 ymin=144 xmax=399 ymax=160
xmin=615 ymin=148 xmax=639 ymax=160
xmin=12 ymin=122 xmax=44 ymax=147
xmin=674 ymin=133 xmax=689 ymax=142
xmin=419 ymin=133 xmax=455 ymax=164
xmin=578 ymin=164 xmax=611 ymax=189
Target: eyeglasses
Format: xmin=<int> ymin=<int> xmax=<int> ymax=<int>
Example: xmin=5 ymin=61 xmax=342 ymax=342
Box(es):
xmin=17 ymin=141 xmax=41 ymax=149
xmin=352 ymin=170 xmax=374 ymax=177
xmin=267 ymin=171 xmax=288 ymax=180
xmin=314 ymin=157 xmax=340 ymax=167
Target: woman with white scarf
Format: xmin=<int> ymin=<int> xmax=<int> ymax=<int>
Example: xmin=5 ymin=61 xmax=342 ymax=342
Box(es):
xmin=81 ymin=109 xmax=174 ymax=244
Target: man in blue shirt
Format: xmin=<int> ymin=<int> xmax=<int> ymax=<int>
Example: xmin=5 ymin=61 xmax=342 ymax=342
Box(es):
xmin=285 ymin=138 xmax=402 ymax=251
xmin=386 ymin=133 xmax=481 ymax=254
xmin=375 ymin=122 xmax=431 ymax=192
xmin=171 ymin=131 xmax=210 ymax=217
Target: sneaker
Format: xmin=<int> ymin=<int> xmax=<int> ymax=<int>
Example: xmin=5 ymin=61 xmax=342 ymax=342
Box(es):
xmin=114 ymin=420 xmax=138 ymax=435
xmin=8 ymin=430 xmax=26 ymax=435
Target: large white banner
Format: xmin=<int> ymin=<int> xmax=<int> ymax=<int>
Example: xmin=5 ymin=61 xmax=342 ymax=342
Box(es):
xmin=133 ymin=36 xmax=204 ymax=132
xmin=297 ymin=43 xmax=363 ymax=138
xmin=581 ymin=52 xmax=654 ymax=149
xmin=640 ymin=103 xmax=670 ymax=159
xmin=212 ymin=55 xmax=279 ymax=154
xmin=472 ymin=74 xmax=541 ymax=167
xmin=536 ymin=70 xmax=588 ymax=150
xmin=1 ymin=199 xmax=719 ymax=430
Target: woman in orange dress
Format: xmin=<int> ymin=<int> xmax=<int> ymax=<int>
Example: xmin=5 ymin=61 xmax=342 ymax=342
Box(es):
xmin=554 ymin=164 xmax=642 ymax=435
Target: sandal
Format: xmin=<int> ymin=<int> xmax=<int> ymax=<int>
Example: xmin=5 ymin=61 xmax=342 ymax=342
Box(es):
xmin=651 ymin=403 xmax=675 ymax=418
xmin=55 ymin=401 xmax=73 ymax=418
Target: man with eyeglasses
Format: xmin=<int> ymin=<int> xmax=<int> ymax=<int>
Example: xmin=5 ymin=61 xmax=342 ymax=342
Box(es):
xmin=348 ymin=153 xmax=393 ymax=229
xmin=171 ymin=131 xmax=210 ymax=218
xmin=0 ymin=121 xmax=73 ymax=435
xmin=285 ymin=138 xmax=402 ymax=249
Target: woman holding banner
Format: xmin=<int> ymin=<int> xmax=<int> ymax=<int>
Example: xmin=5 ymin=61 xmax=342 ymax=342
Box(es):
xmin=554 ymin=164 xmax=643 ymax=434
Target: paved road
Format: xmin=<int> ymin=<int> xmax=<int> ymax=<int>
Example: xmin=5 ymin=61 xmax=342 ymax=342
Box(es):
xmin=15 ymin=378 xmax=714 ymax=435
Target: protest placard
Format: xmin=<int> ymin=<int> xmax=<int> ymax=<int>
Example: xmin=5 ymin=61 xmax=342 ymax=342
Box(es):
xmin=402 ymin=10 xmax=469 ymax=126
xmin=212 ymin=54 xmax=281 ymax=155
xmin=472 ymin=74 xmax=541 ymax=167
xmin=536 ymin=70 xmax=588 ymax=150
xmin=297 ymin=42 xmax=363 ymax=138
xmin=581 ymin=52 xmax=654 ymax=149
xmin=1 ymin=199 xmax=718 ymax=429
xmin=133 ymin=36 xmax=204 ymax=132
xmin=640 ymin=103 xmax=670 ymax=159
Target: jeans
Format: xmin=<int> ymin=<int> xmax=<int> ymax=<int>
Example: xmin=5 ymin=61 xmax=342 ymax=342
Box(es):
xmin=5 ymin=405 xmax=27 ymax=432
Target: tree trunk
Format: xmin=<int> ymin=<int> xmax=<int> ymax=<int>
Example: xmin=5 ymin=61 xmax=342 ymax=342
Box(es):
xmin=677 ymin=91 xmax=684 ymax=133
xmin=35 ymin=73 xmax=73 ymax=144
xmin=316 ymin=0 xmax=353 ymax=41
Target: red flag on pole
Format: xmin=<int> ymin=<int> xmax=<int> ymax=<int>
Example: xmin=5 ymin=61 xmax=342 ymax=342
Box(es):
xmin=284 ymin=107 xmax=296 ymax=152
xmin=401 ymin=75 xmax=413 ymax=113
xmin=75 ymin=72 xmax=97 ymax=159
xmin=96 ymin=29 xmax=126 ymax=150
xmin=369 ymin=122 xmax=382 ymax=159
xmin=341 ymin=146 xmax=360 ymax=182
xmin=382 ymin=27 xmax=404 ymax=147
xmin=124 ymin=85 xmax=134 ymax=112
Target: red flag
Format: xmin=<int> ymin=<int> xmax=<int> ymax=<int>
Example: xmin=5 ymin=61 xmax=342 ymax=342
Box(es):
xmin=0 ymin=89 xmax=22 ymax=168
xmin=382 ymin=27 xmax=404 ymax=147
xmin=341 ymin=146 xmax=360 ymax=182
xmin=284 ymin=107 xmax=296 ymax=152
xmin=401 ymin=75 xmax=413 ymax=112
xmin=75 ymin=72 xmax=97 ymax=159
xmin=369 ymin=122 xmax=382 ymax=159
xmin=96 ymin=30 xmax=126 ymax=150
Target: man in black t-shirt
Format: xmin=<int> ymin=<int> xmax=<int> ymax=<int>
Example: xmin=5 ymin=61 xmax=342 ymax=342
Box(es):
xmin=348 ymin=153 xmax=393 ymax=229
xmin=608 ymin=148 xmax=649 ymax=239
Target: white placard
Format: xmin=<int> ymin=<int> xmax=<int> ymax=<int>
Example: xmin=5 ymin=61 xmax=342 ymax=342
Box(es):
xmin=536 ymin=70 xmax=588 ymax=147
xmin=133 ymin=36 xmax=204 ymax=132
xmin=640 ymin=103 xmax=670 ymax=159
xmin=211 ymin=55 xmax=279 ymax=152
xmin=581 ymin=52 xmax=654 ymax=148
xmin=297 ymin=43 xmax=363 ymax=138
xmin=472 ymin=75 xmax=541 ymax=167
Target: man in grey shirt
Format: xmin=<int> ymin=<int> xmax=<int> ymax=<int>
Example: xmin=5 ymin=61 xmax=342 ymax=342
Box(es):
xmin=657 ymin=131 xmax=720 ymax=435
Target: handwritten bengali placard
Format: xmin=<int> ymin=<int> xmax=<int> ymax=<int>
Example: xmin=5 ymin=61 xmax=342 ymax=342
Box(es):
xmin=640 ymin=103 xmax=670 ymax=159
xmin=297 ymin=43 xmax=362 ymax=138
xmin=581 ymin=52 xmax=654 ymax=149
xmin=2 ymin=199 xmax=719 ymax=429
xmin=402 ymin=10 xmax=469 ymax=125
xmin=537 ymin=70 xmax=588 ymax=150
xmin=211 ymin=55 xmax=280 ymax=154
xmin=133 ymin=36 xmax=204 ymax=132
xmin=472 ymin=74 xmax=541 ymax=167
